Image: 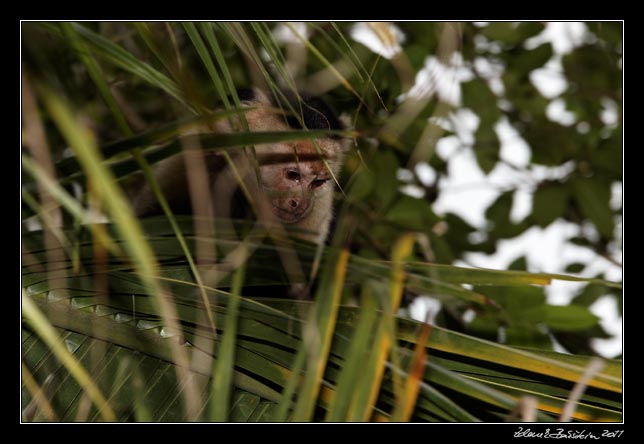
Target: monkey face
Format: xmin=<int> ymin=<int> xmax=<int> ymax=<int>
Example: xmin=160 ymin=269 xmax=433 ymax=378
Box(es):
xmin=256 ymin=145 xmax=332 ymax=224
xmin=133 ymin=88 xmax=348 ymax=246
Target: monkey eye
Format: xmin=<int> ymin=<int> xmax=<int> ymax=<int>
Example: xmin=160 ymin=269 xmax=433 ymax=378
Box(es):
xmin=310 ymin=178 xmax=329 ymax=189
xmin=285 ymin=168 xmax=301 ymax=182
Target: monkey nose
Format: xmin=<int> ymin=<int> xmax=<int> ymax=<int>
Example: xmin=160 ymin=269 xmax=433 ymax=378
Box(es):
xmin=289 ymin=199 xmax=299 ymax=208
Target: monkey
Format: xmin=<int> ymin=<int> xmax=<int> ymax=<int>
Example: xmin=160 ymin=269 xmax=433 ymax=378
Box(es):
xmin=132 ymin=88 xmax=350 ymax=245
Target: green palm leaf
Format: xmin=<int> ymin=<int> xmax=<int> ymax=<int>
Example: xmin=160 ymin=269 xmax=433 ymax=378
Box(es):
xmin=22 ymin=217 xmax=622 ymax=422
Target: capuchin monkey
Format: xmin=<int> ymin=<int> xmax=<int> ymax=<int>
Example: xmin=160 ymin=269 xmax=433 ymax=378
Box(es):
xmin=132 ymin=88 xmax=350 ymax=245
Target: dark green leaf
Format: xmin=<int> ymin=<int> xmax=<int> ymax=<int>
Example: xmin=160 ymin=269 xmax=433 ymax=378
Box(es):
xmin=441 ymin=213 xmax=477 ymax=257
xmin=524 ymin=121 xmax=580 ymax=165
xmin=347 ymin=168 xmax=375 ymax=202
xmin=473 ymin=124 xmax=500 ymax=174
xmin=371 ymin=150 xmax=402 ymax=211
xmin=506 ymin=43 xmax=553 ymax=78
xmin=508 ymin=256 xmax=527 ymax=271
xmin=587 ymin=22 xmax=623 ymax=47
xmin=385 ymin=195 xmax=439 ymax=232
xmin=485 ymin=191 xmax=513 ymax=233
xmin=475 ymin=285 xmax=546 ymax=312
xmin=593 ymin=133 xmax=623 ymax=178
xmin=461 ymin=78 xmax=500 ymax=123
xmin=573 ymin=282 xmax=616 ymax=307
xmin=479 ymin=23 xmax=529 ymax=46
xmin=571 ymin=176 xmax=615 ymax=238
xmin=532 ymin=181 xmax=570 ymax=227
xmin=544 ymin=305 xmax=599 ymax=331
xmin=565 ymin=263 xmax=586 ymax=274
xmin=563 ymin=45 xmax=622 ymax=100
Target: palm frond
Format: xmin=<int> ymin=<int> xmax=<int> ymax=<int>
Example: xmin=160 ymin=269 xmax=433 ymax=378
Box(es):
xmin=22 ymin=217 xmax=621 ymax=422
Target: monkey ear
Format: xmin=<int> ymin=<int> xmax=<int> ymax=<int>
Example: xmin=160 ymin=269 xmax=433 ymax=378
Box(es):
xmin=227 ymin=87 xmax=272 ymax=106
xmin=338 ymin=113 xmax=352 ymax=131
xmin=248 ymin=87 xmax=272 ymax=105
xmin=234 ymin=88 xmax=257 ymax=104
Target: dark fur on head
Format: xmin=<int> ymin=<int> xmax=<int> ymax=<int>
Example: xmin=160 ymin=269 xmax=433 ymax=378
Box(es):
xmin=233 ymin=88 xmax=344 ymax=137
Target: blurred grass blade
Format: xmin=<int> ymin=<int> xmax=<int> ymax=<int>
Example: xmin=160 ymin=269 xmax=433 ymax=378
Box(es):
xmin=250 ymin=22 xmax=295 ymax=92
xmin=209 ymin=260 xmax=245 ymax=421
xmin=315 ymin=23 xmax=367 ymax=83
xmin=60 ymin=23 xmax=132 ymax=136
xmin=422 ymin=359 xmax=552 ymax=420
xmin=131 ymin=148 xmax=218 ymax=334
xmin=291 ymin=248 xmax=350 ymax=421
xmin=405 ymin=262 xmax=622 ymax=289
xmin=38 ymin=86 xmax=204 ymax=420
xmin=22 ymin=154 xmax=86 ymax=221
xmin=221 ymin=23 xmax=274 ymax=92
xmin=96 ymin=109 xmax=256 ymax=158
xmin=414 ymin=379 xmax=480 ymax=422
xmin=50 ymin=126 xmax=351 ymax=185
xmin=324 ymin=284 xmax=378 ymax=421
xmin=199 ymin=23 xmax=243 ymax=106
xmin=273 ymin=345 xmax=306 ymax=422
xmin=22 ymin=155 xmax=121 ymax=257
xmin=67 ymin=22 xmax=190 ymax=111
xmin=399 ymin=323 xmax=621 ymax=393
xmin=183 ymin=22 xmax=230 ymax=106
xmin=22 ymin=292 xmax=117 ymax=422
xmin=559 ymin=357 xmax=605 ymax=422
xmin=43 ymin=108 xmax=252 ymax=185
xmin=132 ymin=22 xmax=182 ymax=82
xmin=21 ymin=361 xmax=59 ymax=421
xmin=347 ymin=234 xmax=414 ymax=421
xmin=391 ymin=321 xmax=432 ymax=421
xmin=462 ymin=371 xmax=620 ymax=421
xmin=37 ymin=86 xmax=158 ymax=293
xmin=406 ymin=262 xmax=553 ymax=286
xmin=285 ymin=22 xmax=358 ymax=97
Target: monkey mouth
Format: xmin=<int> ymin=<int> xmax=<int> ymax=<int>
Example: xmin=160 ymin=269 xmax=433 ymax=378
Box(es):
xmin=273 ymin=205 xmax=311 ymax=224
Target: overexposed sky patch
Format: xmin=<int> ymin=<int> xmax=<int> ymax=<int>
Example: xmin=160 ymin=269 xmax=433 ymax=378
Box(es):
xmin=272 ymin=22 xmax=311 ymax=43
xmin=405 ymin=54 xmax=470 ymax=105
xmin=547 ymin=99 xmax=577 ymax=125
xmin=590 ymin=296 xmax=622 ymax=358
xmin=350 ymin=22 xmax=405 ymax=59
xmin=525 ymin=22 xmax=589 ymax=54
xmin=527 ymin=22 xmax=588 ymax=99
